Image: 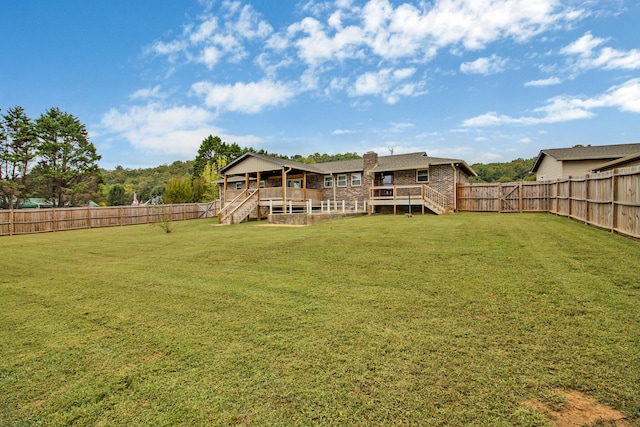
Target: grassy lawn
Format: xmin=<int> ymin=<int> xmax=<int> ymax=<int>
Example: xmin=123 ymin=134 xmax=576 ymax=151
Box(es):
xmin=1 ymin=213 xmax=638 ymax=426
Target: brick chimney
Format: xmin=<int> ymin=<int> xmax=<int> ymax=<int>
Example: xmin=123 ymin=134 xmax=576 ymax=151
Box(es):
xmin=362 ymin=151 xmax=378 ymax=199
xmin=363 ymin=151 xmax=378 ymax=170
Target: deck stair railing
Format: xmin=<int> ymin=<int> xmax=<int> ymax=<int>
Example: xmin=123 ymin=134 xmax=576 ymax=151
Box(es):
xmin=218 ymin=190 xmax=259 ymax=224
xmin=421 ymin=185 xmax=449 ymax=214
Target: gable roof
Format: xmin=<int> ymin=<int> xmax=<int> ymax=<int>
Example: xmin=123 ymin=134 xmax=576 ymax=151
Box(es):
xmin=220 ymin=151 xmax=476 ymax=176
xmin=219 ymin=152 xmax=325 ymax=174
xmin=531 ymin=143 xmax=640 ymax=172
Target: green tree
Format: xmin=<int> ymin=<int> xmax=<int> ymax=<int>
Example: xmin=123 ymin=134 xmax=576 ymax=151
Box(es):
xmin=163 ymin=176 xmax=192 ymax=204
xmin=193 ymin=135 xmax=247 ymax=178
xmin=470 ymin=157 xmax=536 ymax=183
xmin=107 ymin=184 xmax=129 ymax=206
xmin=0 ymin=106 xmax=37 ymax=208
xmin=32 ymin=108 xmax=102 ymax=207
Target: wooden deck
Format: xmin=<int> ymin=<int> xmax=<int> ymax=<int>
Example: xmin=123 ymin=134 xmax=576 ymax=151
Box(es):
xmin=369 ymin=185 xmax=450 ymax=214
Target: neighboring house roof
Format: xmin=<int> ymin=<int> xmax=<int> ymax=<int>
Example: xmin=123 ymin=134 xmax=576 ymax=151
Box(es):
xmin=221 ymin=151 xmax=477 ymax=176
xmin=17 ymin=198 xmax=54 ymax=208
xmin=592 ymin=152 xmax=640 ymax=172
xmin=531 ymin=143 xmax=640 ymax=172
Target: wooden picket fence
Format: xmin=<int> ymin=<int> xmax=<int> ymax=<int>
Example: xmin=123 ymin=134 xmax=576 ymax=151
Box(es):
xmin=457 ymin=165 xmax=640 ymax=240
xmin=0 ymin=201 xmax=219 ymax=236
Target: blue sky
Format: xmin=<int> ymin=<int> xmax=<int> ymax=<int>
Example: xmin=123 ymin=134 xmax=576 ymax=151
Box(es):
xmin=2 ymin=0 xmax=639 ymax=169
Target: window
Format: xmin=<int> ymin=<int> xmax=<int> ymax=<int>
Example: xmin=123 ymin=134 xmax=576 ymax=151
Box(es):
xmin=351 ymin=173 xmax=362 ymax=186
xmin=235 ymin=182 xmax=243 ymax=190
xmin=417 ymin=169 xmax=429 ymax=183
xmin=381 ymin=172 xmax=394 ymax=186
xmin=287 ymin=179 xmax=302 ymax=188
xmin=324 ymin=175 xmax=333 ymax=188
xmin=259 ymin=180 xmax=265 ymax=188
xmin=337 ymin=174 xmax=347 ymax=187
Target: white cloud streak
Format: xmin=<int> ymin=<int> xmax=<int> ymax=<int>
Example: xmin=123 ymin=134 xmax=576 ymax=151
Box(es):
xmin=191 ymin=79 xmax=296 ymax=113
xmin=561 ymin=31 xmax=640 ymax=72
xmin=460 ymin=54 xmax=507 ymax=75
xmin=462 ymin=78 xmax=640 ymax=127
xmin=525 ymin=77 xmax=562 ymax=87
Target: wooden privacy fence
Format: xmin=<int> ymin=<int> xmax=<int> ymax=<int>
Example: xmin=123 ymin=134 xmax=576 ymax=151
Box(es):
xmin=0 ymin=201 xmax=219 ymax=236
xmin=457 ymin=165 xmax=640 ymax=239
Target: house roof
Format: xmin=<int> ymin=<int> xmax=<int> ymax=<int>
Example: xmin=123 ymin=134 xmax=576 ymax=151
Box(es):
xmin=531 ymin=143 xmax=640 ymax=172
xmin=220 ymin=151 xmax=477 ymax=176
xmin=219 ymin=152 xmax=325 ymax=174
xmin=371 ymin=152 xmax=477 ymax=176
xmin=591 ymin=152 xmax=640 ymax=172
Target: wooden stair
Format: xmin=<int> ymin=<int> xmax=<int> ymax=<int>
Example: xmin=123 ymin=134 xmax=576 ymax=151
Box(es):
xmin=218 ymin=190 xmax=259 ymax=224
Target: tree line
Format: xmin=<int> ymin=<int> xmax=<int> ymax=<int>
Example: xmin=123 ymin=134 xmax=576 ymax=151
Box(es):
xmin=0 ymin=106 xmax=101 ymax=209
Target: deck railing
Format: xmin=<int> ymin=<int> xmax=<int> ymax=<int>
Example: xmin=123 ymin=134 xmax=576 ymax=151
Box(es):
xmin=224 ymin=187 xmax=323 ymax=204
xmin=369 ymin=185 xmax=449 ymax=213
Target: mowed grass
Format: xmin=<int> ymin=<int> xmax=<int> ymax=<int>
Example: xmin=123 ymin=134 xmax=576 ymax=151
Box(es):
xmin=1 ymin=213 xmax=639 ymax=426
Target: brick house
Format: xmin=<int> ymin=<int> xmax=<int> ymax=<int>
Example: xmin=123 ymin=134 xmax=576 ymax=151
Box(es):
xmin=217 ymin=151 xmax=476 ymax=224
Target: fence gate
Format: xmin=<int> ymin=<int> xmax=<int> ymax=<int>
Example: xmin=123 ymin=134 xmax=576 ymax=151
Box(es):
xmin=198 ymin=201 xmax=218 ymax=218
xmin=499 ymin=183 xmax=521 ymax=213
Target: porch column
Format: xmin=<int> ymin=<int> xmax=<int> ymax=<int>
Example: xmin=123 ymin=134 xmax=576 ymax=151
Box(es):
xmin=257 ymin=171 xmax=261 ymax=220
xmin=223 ymin=175 xmax=228 ymax=207
xmin=245 ymin=173 xmax=249 ymax=191
xmin=303 ymin=171 xmax=307 ymax=202
xmin=282 ymin=168 xmax=286 ymax=209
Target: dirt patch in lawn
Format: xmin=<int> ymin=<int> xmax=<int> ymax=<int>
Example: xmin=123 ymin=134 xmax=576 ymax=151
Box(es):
xmin=527 ymin=389 xmax=632 ymax=427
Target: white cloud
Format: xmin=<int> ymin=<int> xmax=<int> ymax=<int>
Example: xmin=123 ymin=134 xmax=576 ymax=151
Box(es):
xmin=149 ymin=40 xmax=188 ymax=56
xmin=191 ymin=79 xmax=296 ymax=113
xmin=462 ymin=78 xmax=640 ymax=127
xmin=149 ymin=1 xmax=272 ymax=69
xmin=198 ymin=46 xmax=221 ymax=69
xmin=100 ymin=102 xmax=265 ymax=158
xmin=350 ymin=67 xmax=420 ymax=103
xmin=561 ymin=31 xmax=640 ymax=72
xmin=525 ymin=77 xmax=562 ymax=87
xmin=101 ymin=103 xmax=218 ymax=155
xmin=460 ymin=54 xmax=507 ymax=75
xmin=560 ymin=32 xmax=606 ymax=57
xmin=331 ymin=129 xmax=356 ymax=135
xmin=190 ymin=17 xmax=218 ymax=44
xmin=130 ymin=85 xmax=166 ymax=100
xmin=283 ymin=0 xmax=584 ymax=68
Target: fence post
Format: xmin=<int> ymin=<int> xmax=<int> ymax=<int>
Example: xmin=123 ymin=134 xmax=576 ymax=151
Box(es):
xmin=519 ymin=182 xmax=523 ymax=213
xmin=9 ymin=207 xmax=14 ymax=236
xmin=611 ymin=169 xmax=617 ymax=233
